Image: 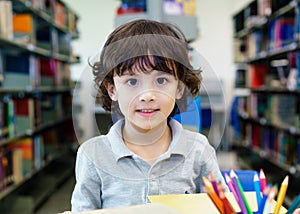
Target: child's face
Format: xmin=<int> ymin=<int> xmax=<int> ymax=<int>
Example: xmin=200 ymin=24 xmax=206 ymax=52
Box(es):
xmin=107 ymin=68 xmax=185 ymax=131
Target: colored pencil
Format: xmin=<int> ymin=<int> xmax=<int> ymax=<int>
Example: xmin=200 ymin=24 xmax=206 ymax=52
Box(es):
xmin=274 ymin=176 xmax=289 ymax=214
xmin=202 ymin=176 xmax=215 ymax=193
xmin=259 ymin=169 xmax=266 ymax=193
xmin=262 ymin=184 xmax=278 ymax=214
xmin=204 ymin=185 xmax=225 ymax=214
xmin=209 ymin=172 xmax=220 ymax=197
xmin=253 ymin=172 xmax=262 ymax=207
xmin=257 ymin=185 xmax=271 ymax=214
xmin=218 ymin=183 xmax=236 ymax=214
xmin=230 ymin=170 xmax=248 ymax=214
xmin=224 ymin=173 xmax=240 ymax=209
xmin=287 ymin=193 xmax=300 ymax=214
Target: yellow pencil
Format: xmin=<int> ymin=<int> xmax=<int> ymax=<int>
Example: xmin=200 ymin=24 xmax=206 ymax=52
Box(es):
xmin=202 ymin=176 xmax=215 ymax=193
xmin=274 ymin=175 xmax=289 ymax=214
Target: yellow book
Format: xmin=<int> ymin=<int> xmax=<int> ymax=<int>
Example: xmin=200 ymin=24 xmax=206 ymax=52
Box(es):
xmin=148 ymin=192 xmax=287 ymax=214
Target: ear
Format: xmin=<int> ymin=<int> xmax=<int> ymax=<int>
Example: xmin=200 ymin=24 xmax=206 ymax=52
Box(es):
xmin=176 ymin=81 xmax=185 ymax=99
xmin=106 ymin=83 xmax=118 ymax=101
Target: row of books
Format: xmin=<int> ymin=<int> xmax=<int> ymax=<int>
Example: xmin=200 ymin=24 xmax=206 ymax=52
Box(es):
xmin=0 ymin=94 xmax=72 ymax=139
xmin=0 ymin=1 xmax=75 ymax=54
xmin=247 ymin=93 xmax=299 ymax=128
xmin=243 ymin=123 xmax=300 ymax=167
xmin=237 ymin=93 xmax=299 ymax=129
xmin=239 ymin=52 xmax=300 ymax=90
xmin=0 ymin=124 xmax=75 ymax=194
xmin=0 ymin=0 xmax=78 ymax=38
xmin=233 ymin=0 xmax=292 ymax=34
xmin=34 ymin=0 xmax=79 ymax=33
xmin=244 ymin=17 xmax=295 ymax=59
xmin=0 ymin=50 xmax=73 ymax=89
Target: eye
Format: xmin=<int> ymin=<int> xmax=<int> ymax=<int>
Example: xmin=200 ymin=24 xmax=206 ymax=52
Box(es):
xmin=127 ymin=78 xmax=138 ymax=86
xmin=156 ymin=77 xmax=168 ymax=85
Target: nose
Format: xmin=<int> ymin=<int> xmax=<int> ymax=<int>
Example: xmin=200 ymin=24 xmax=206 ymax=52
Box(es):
xmin=139 ymin=89 xmax=156 ymax=102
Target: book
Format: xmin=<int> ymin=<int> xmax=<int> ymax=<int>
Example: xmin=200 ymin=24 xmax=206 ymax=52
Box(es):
xmin=3 ymin=54 xmax=39 ymax=89
xmin=250 ymin=64 xmax=267 ymax=88
xmin=148 ymin=192 xmax=287 ymax=214
xmin=14 ymin=98 xmax=35 ymax=135
xmin=0 ymin=1 xmax=13 ymax=40
xmin=6 ymin=99 xmax=15 ymax=138
xmin=12 ymin=148 xmax=23 ymax=184
xmin=39 ymin=58 xmax=57 ymax=86
xmin=268 ymin=94 xmax=297 ymax=127
xmin=42 ymin=94 xmax=63 ymax=123
xmin=67 ymin=10 xmax=78 ymax=34
xmin=8 ymin=138 xmax=34 ymax=177
xmin=36 ymin=22 xmax=51 ymax=49
xmin=258 ymin=0 xmax=271 ymax=17
xmin=55 ymin=1 xmax=66 ymax=28
xmin=33 ymin=134 xmax=44 ymax=170
xmin=13 ymin=13 xmax=35 ymax=44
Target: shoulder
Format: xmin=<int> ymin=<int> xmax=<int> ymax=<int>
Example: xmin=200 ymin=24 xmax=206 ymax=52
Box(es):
xmin=77 ymin=135 xmax=109 ymax=158
xmin=169 ymin=119 xmax=215 ymax=156
xmin=170 ymin=119 xmax=210 ymax=147
xmin=183 ymin=129 xmax=213 ymax=151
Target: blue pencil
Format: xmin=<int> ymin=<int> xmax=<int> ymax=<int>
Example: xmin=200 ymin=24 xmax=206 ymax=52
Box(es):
xmin=257 ymin=184 xmax=271 ymax=214
xmin=253 ymin=172 xmax=262 ymax=207
xmin=287 ymin=194 xmax=300 ymax=214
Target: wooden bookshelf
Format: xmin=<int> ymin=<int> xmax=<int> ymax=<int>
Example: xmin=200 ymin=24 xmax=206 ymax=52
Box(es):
xmin=231 ymin=0 xmax=300 ymax=207
xmin=0 ymin=0 xmax=79 ymax=213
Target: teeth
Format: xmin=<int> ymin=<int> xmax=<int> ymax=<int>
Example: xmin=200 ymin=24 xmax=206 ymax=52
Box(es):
xmin=140 ymin=109 xmax=154 ymax=113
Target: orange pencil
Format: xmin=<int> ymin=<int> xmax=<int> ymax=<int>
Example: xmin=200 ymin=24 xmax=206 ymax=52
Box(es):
xmin=274 ymin=176 xmax=289 ymax=214
xmin=204 ymin=185 xmax=225 ymax=214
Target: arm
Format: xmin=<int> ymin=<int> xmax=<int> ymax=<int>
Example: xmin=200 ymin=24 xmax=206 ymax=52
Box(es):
xmin=71 ymin=146 xmax=102 ymax=211
xmin=201 ymin=143 xmax=229 ymax=192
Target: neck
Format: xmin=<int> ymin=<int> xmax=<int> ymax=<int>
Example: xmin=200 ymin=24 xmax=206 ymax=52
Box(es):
xmin=123 ymin=121 xmax=172 ymax=163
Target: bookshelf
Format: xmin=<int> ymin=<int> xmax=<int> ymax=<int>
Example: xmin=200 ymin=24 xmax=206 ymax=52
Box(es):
xmin=114 ymin=0 xmax=198 ymax=42
xmin=0 ymin=0 xmax=79 ymax=213
xmin=231 ymin=0 xmax=300 ymax=206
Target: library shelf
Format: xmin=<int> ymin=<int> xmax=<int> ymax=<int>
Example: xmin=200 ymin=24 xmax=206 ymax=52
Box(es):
xmin=231 ymin=0 xmax=300 ymax=207
xmin=0 ymin=0 xmax=80 ymax=213
xmin=115 ymin=0 xmax=198 ymax=42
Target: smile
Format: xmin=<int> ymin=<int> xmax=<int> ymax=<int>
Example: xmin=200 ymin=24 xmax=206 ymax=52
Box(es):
xmin=137 ymin=109 xmax=159 ymax=113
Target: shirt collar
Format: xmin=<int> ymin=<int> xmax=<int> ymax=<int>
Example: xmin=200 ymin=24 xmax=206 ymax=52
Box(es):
xmin=107 ymin=119 xmax=134 ymax=161
xmin=107 ymin=119 xmax=194 ymax=162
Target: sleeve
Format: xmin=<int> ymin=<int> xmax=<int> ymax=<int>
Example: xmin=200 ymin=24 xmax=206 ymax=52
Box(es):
xmin=71 ymin=146 xmax=102 ymax=211
xmin=200 ymin=141 xmax=229 ymax=193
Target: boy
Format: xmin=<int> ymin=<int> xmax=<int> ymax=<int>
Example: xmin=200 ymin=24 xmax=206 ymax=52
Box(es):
xmin=71 ymin=19 xmax=227 ymax=211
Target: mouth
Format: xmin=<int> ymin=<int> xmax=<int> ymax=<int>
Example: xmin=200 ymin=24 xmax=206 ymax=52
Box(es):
xmin=136 ymin=109 xmax=159 ymax=113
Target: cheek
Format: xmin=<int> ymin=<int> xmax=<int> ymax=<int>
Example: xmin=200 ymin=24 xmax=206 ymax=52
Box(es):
xmin=118 ymin=94 xmax=136 ymax=110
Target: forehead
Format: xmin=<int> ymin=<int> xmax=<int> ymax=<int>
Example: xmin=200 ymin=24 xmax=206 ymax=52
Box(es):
xmin=116 ymin=69 xmax=171 ymax=77
xmin=113 ymin=55 xmax=179 ymax=77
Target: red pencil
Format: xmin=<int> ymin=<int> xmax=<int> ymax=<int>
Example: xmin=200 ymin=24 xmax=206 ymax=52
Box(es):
xmin=259 ymin=169 xmax=266 ymax=193
xmin=219 ymin=183 xmax=236 ymax=214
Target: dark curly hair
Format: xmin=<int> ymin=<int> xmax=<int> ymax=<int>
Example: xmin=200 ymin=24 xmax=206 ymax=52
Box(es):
xmin=92 ymin=19 xmax=202 ymax=117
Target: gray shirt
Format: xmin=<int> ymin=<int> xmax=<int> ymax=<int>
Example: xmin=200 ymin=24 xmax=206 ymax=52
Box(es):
xmin=71 ymin=119 xmax=228 ymax=211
